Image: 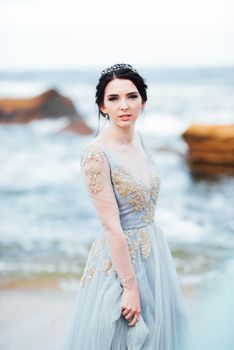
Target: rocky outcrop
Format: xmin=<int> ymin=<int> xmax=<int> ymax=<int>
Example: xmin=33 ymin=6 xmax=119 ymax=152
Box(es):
xmin=182 ymin=124 xmax=234 ymax=175
xmin=63 ymin=120 xmax=94 ymax=135
xmin=0 ymin=89 xmax=93 ymax=135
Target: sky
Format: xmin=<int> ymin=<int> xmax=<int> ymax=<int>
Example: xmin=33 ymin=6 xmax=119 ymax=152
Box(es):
xmin=0 ymin=0 xmax=233 ymax=70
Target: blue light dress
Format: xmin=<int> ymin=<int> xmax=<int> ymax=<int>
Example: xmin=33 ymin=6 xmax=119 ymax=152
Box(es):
xmin=62 ymin=137 xmax=190 ymax=350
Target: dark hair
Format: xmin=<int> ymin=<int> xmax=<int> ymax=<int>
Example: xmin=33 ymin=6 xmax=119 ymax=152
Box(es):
xmin=95 ymin=64 xmax=148 ymax=135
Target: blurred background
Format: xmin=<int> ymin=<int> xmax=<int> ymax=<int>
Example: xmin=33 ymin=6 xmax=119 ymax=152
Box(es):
xmin=0 ymin=0 xmax=234 ymax=349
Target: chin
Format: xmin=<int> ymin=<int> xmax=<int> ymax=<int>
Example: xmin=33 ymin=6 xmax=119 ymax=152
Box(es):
xmin=119 ymin=120 xmax=134 ymax=126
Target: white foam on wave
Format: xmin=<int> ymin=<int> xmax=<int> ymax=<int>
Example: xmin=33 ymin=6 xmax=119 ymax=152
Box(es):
xmin=0 ymin=149 xmax=79 ymax=189
xmin=157 ymin=211 xmax=203 ymax=243
xmin=136 ymin=112 xmax=190 ymax=137
xmin=29 ymin=117 xmax=71 ymax=135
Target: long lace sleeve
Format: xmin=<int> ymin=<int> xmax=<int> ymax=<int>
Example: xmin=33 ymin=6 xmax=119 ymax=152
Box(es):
xmin=80 ymin=144 xmax=136 ymax=288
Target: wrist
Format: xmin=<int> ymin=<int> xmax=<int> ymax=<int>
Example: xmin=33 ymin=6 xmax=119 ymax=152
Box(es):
xmin=123 ymin=279 xmax=138 ymax=290
xmin=120 ymin=274 xmax=136 ymax=289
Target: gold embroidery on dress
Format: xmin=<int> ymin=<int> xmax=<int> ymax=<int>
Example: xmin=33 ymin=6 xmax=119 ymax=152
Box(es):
xmin=151 ymin=173 xmax=161 ymax=201
xmin=136 ymin=228 xmax=151 ymax=258
xmin=111 ymin=162 xmax=160 ymax=225
xmin=141 ymin=201 xmax=155 ymax=224
xmin=81 ymin=146 xmax=105 ymax=195
xmin=112 ymin=166 xmax=149 ymax=210
xmin=149 ymin=155 xmax=161 ymax=201
xmin=80 ymin=227 xmax=152 ymax=288
xmin=80 ymin=145 xmax=161 ymax=288
xmin=80 ymin=236 xmax=105 ymax=288
xmin=127 ymin=238 xmax=138 ymax=266
xmin=102 ymin=256 xmax=114 ymax=275
xmin=111 ymin=165 xmax=158 ymax=225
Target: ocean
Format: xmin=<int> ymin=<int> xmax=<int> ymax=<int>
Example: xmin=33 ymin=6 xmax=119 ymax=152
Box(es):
xmin=0 ymin=67 xmax=234 ymax=290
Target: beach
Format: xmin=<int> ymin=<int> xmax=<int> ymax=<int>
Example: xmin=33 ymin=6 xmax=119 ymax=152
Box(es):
xmin=0 ymin=67 xmax=234 ymax=349
xmin=1 ymin=267 xmax=234 ymax=350
xmin=0 ymin=276 xmax=196 ymax=350
xmin=0 ymin=287 xmax=74 ymax=350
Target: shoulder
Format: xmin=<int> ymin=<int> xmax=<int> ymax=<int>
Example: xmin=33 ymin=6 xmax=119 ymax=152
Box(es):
xmin=80 ymin=143 xmax=111 ymax=195
xmin=81 ymin=142 xmax=105 ymax=164
xmin=80 ymin=142 xmax=110 ymax=173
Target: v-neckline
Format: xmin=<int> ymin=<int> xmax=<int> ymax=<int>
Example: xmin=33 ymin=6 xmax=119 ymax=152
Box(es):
xmin=90 ymin=142 xmax=152 ymax=189
xmin=118 ymin=163 xmax=152 ymax=191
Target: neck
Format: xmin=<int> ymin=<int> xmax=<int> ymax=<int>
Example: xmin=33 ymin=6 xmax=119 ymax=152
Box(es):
xmin=105 ymin=124 xmax=136 ymax=146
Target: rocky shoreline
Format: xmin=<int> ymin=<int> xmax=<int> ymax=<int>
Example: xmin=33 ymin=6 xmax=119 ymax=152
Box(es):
xmin=182 ymin=124 xmax=234 ymax=175
xmin=1 ymin=89 xmax=234 ymax=175
xmin=0 ymin=89 xmax=93 ymax=135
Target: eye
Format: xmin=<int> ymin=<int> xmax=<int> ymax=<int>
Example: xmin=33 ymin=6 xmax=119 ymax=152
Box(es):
xmin=108 ymin=97 xmax=118 ymax=101
xmin=129 ymin=95 xmax=138 ymax=99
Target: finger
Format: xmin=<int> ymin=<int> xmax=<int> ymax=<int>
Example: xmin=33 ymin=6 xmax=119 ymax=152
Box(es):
xmin=128 ymin=316 xmax=138 ymax=327
xmin=121 ymin=306 xmax=129 ymax=313
xmin=121 ymin=309 xmax=128 ymax=316
xmin=122 ymin=311 xmax=132 ymax=319
xmin=125 ymin=311 xmax=135 ymax=320
xmin=128 ymin=319 xmax=137 ymax=326
xmin=121 ymin=308 xmax=131 ymax=316
xmin=130 ymin=313 xmax=140 ymax=325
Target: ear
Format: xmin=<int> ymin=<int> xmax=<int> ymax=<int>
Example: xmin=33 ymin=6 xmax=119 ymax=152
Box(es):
xmin=99 ymin=103 xmax=107 ymax=114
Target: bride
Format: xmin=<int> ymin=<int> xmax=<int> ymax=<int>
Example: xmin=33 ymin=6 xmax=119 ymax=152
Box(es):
xmin=62 ymin=63 xmax=190 ymax=349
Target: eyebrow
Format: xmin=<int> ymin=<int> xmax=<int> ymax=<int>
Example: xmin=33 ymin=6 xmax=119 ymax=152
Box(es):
xmin=107 ymin=91 xmax=139 ymax=97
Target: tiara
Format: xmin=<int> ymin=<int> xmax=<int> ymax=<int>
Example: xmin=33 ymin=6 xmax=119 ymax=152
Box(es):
xmin=101 ymin=63 xmax=138 ymax=76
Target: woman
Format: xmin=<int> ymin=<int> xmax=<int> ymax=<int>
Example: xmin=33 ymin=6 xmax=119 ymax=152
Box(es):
xmin=62 ymin=63 xmax=190 ymax=349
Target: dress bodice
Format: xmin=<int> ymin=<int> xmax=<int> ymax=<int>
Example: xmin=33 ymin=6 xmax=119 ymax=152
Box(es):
xmin=81 ymin=142 xmax=161 ymax=230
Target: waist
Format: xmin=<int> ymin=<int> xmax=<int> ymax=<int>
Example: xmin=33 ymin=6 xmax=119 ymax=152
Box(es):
xmin=121 ymin=221 xmax=155 ymax=231
xmin=119 ymin=205 xmax=155 ymax=230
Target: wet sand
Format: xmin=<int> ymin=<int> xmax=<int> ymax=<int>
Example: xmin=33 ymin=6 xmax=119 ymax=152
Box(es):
xmin=0 ymin=277 xmax=195 ymax=350
xmin=0 ymin=287 xmax=75 ymax=350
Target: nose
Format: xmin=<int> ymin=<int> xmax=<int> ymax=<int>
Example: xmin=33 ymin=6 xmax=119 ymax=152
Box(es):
xmin=120 ymin=98 xmax=129 ymax=110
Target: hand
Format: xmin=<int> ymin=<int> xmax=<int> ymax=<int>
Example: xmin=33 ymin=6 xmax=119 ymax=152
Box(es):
xmin=120 ymin=281 xmax=141 ymax=327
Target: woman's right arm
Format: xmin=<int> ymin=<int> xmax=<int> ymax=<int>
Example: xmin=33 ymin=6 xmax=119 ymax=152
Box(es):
xmin=80 ymin=144 xmax=141 ymax=326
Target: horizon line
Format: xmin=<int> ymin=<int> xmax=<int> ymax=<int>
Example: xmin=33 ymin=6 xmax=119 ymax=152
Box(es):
xmin=0 ymin=63 xmax=233 ymax=74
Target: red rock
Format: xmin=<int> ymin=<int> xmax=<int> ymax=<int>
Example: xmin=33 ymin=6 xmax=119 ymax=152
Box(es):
xmin=182 ymin=124 xmax=234 ymax=174
xmin=0 ymin=89 xmax=93 ymax=135
xmin=62 ymin=120 xmax=93 ymax=135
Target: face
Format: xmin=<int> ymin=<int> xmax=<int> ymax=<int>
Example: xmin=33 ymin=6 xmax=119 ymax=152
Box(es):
xmin=100 ymin=78 xmax=145 ymax=127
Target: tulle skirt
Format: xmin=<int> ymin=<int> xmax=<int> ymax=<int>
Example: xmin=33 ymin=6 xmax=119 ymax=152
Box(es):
xmin=61 ymin=222 xmax=190 ymax=350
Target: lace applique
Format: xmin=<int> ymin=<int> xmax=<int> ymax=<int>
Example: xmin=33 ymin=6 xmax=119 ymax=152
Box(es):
xmin=126 ymin=237 xmax=138 ymax=266
xmin=111 ymin=166 xmax=149 ymax=210
xmin=111 ymin=164 xmax=160 ymax=224
xmin=80 ymin=236 xmax=105 ymax=288
xmin=101 ymin=239 xmax=137 ymax=276
xmin=80 ymin=227 xmax=152 ymax=288
xmin=102 ymin=256 xmax=114 ymax=275
xmin=111 ymin=228 xmax=151 ymax=270
xmin=81 ymin=146 xmax=105 ymax=195
xmin=141 ymin=201 xmax=155 ymax=224
xmin=151 ymin=172 xmax=161 ymax=201
xmin=136 ymin=227 xmax=151 ymax=258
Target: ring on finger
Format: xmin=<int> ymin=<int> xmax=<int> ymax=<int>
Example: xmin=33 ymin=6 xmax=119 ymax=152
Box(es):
xmin=132 ymin=315 xmax=139 ymax=322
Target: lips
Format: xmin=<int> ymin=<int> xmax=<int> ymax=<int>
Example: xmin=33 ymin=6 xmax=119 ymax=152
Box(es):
xmin=120 ymin=114 xmax=131 ymax=118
